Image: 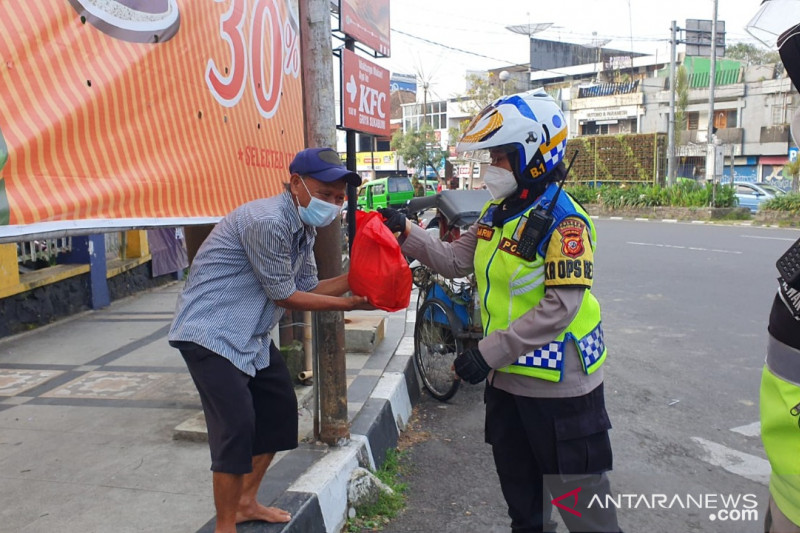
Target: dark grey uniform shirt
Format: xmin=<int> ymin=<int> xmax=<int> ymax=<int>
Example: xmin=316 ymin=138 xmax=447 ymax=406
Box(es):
xmin=169 ymin=192 xmax=317 ymax=376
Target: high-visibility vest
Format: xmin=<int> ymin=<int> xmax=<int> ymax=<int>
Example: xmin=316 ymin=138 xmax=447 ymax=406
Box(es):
xmin=473 ymin=182 xmax=605 ymax=382
xmin=761 ymin=332 xmax=800 ymax=525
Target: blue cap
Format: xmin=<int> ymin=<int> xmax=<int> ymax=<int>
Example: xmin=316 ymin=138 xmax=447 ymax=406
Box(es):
xmin=289 ymin=147 xmax=361 ymax=186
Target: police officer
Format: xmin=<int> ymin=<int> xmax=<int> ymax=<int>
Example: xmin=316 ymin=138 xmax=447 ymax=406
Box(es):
xmin=746 ymin=4 xmax=800 ymax=531
xmin=381 ymin=89 xmax=621 ymax=532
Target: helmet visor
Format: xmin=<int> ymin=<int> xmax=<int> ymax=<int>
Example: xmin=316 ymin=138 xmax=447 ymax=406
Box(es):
xmin=746 ymin=0 xmax=800 ymax=48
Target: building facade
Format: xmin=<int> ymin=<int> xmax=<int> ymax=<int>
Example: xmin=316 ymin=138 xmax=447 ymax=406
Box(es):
xmin=398 ymin=52 xmax=797 ymax=190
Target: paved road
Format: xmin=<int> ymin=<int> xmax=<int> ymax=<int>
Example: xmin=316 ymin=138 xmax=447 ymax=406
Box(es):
xmin=381 ymin=219 xmax=800 ymax=533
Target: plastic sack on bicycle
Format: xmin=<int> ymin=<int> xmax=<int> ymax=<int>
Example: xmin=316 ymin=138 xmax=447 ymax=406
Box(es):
xmin=348 ymin=210 xmax=412 ymax=312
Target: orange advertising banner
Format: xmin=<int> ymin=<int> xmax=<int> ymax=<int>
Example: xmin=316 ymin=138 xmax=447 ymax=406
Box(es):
xmin=0 ymin=0 xmax=304 ymax=239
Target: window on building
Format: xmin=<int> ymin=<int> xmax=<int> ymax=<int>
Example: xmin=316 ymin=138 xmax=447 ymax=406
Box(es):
xmin=402 ymin=101 xmax=447 ymax=132
xmin=358 ymin=135 xmax=373 ymax=152
xmin=582 ymin=123 xmax=610 ymax=135
xmin=687 ymin=112 xmax=699 ymax=130
xmin=714 ymin=109 xmax=737 ymax=129
xmin=772 ymin=104 xmax=795 ymax=125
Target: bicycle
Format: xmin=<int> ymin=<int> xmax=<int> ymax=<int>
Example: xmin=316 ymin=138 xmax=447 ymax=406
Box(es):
xmin=405 ymin=189 xmax=491 ymax=401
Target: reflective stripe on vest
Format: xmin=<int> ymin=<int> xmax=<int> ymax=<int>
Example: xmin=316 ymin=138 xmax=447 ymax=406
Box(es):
xmin=766 ymin=333 xmax=800 ymax=387
xmin=473 ymin=183 xmax=605 ymax=382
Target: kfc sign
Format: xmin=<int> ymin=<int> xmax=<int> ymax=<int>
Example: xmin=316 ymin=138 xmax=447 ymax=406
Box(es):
xmin=342 ymin=49 xmax=389 ymax=137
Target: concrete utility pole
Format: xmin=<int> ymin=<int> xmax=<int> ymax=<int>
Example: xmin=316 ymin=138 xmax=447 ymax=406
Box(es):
xmin=299 ymin=0 xmax=350 ymax=446
xmin=667 ymin=20 xmax=678 ymax=186
xmin=705 ymin=0 xmax=719 ymax=185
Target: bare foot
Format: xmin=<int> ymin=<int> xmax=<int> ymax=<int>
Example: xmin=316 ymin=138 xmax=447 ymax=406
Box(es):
xmin=235 ymin=502 xmax=291 ymax=524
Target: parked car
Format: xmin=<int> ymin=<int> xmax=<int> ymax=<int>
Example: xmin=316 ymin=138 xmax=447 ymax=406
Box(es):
xmin=734 ymin=182 xmax=781 ymax=212
xmin=356 ymin=175 xmax=415 ymax=211
xmin=758 ymin=184 xmax=788 ymax=197
xmin=420 ymin=179 xmax=439 ymax=196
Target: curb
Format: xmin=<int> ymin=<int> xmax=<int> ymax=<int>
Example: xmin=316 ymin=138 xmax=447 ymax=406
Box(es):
xmin=592 ymin=214 xmax=797 ymax=228
xmin=284 ymin=315 xmax=417 ymax=533
xmin=286 ymin=353 xmax=418 ymax=533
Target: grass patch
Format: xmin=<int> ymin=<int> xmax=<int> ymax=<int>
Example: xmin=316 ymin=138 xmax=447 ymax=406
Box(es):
xmin=345 ymin=448 xmax=408 ymax=532
xmin=715 ymin=210 xmax=752 ymax=221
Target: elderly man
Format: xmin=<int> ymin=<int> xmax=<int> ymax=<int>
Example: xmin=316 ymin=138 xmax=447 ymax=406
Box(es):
xmin=169 ymin=147 xmax=370 ymax=533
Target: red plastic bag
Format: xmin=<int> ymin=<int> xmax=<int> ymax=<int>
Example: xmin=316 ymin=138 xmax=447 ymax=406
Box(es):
xmin=348 ymin=210 xmax=412 ymax=312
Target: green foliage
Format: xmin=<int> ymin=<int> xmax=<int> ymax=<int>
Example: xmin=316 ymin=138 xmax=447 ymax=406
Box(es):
xmin=448 ymin=125 xmax=466 ymax=149
xmin=675 ymin=65 xmax=689 ymax=134
xmin=587 ymin=182 xmax=737 ymax=208
xmin=461 ymin=73 xmax=504 ymax=115
xmin=783 ymin=159 xmax=800 ymax=192
xmin=345 ymin=449 xmax=407 ymax=532
xmin=763 ymin=192 xmax=800 ymax=213
xmin=725 ymin=43 xmax=780 ymax=66
xmin=565 ymin=133 xmax=665 ymax=184
xmin=565 ymin=183 xmax=601 ymax=205
xmin=391 ymin=123 xmax=446 ymax=177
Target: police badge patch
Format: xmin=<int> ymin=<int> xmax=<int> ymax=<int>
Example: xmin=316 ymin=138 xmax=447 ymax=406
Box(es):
xmin=556 ymin=219 xmax=585 ymax=258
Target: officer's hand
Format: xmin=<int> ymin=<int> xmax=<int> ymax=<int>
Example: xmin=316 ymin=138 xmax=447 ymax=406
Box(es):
xmin=454 ymin=347 xmax=491 ymax=384
xmin=378 ymin=208 xmax=407 ymax=235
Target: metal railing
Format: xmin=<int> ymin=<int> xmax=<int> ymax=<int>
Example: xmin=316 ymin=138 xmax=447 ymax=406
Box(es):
xmin=577 ymin=80 xmax=639 ymax=98
xmin=17 ymin=237 xmax=72 ymax=268
xmin=15 ymin=231 xmax=129 ymax=271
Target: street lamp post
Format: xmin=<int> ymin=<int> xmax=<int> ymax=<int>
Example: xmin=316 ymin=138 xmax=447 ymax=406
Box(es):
xmin=499 ymin=70 xmax=509 ymax=95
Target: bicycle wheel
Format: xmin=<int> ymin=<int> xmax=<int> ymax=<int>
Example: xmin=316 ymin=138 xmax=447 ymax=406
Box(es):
xmin=414 ymin=297 xmax=462 ymax=401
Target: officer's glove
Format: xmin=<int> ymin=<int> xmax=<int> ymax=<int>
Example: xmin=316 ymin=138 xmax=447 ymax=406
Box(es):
xmin=454 ymin=347 xmax=491 ymax=384
xmin=378 ymin=208 xmax=407 ymax=235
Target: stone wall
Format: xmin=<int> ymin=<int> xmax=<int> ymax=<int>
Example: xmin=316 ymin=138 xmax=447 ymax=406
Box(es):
xmin=586 ymin=205 xmax=754 ymax=221
xmin=754 ymin=211 xmax=800 ymax=227
xmin=0 ymin=262 xmax=175 ymax=339
xmin=0 ymin=273 xmax=92 ymax=338
xmin=107 ymin=263 xmax=177 ymax=301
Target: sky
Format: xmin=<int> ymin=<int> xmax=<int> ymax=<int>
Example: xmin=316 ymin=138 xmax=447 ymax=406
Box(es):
xmin=374 ymin=0 xmax=769 ymax=100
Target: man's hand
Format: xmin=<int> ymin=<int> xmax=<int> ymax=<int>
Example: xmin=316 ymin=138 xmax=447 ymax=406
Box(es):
xmin=346 ymin=295 xmax=375 ymax=311
xmin=454 ymin=347 xmax=491 ymax=384
xmin=378 ymin=208 xmax=407 ymax=235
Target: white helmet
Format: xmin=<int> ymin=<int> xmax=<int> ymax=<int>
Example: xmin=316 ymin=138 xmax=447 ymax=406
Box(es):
xmin=746 ymin=0 xmax=800 ymax=49
xmin=746 ymin=1 xmax=800 ymax=144
xmin=456 ymin=88 xmax=568 ymax=182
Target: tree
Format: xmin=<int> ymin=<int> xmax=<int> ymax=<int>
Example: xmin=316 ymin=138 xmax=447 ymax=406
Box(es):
xmin=675 ymin=65 xmax=689 ymax=144
xmin=445 ymin=72 xmax=509 ymax=153
xmin=461 ymin=72 xmax=505 ymax=115
xmin=391 ymin=122 xmax=446 ymax=179
xmin=725 ymin=43 xmax=780 ymax=66
xmin=784 ymin=158 xmax=800 ymax=193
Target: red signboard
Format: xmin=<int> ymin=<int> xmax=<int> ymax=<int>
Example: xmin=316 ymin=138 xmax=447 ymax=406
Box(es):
xmin=339 ymin=0 xmax=390 ymax=56
xmin=342 ymin=49 xmax=390 ymax=137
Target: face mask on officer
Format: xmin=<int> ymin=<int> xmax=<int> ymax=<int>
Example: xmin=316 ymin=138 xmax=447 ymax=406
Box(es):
xmin=483 ymin=165 xmax=518 ymax=200
xmin=297 ymin=178 xmax=342 ymax=227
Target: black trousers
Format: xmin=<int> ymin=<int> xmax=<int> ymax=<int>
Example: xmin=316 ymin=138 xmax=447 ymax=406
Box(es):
xmin=485 ymin=383 xmax=622 ymax=533
xmin=179 ymin=342 xmax=298 ymax=474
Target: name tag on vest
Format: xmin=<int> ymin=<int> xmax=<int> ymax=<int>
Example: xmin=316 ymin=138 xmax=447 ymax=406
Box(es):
xmin=476 ymin=225 xmax=495 ymax=240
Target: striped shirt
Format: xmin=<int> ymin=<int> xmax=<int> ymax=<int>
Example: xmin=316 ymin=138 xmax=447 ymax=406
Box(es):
xmin=169 ymin=191 xmax=318 ymax=376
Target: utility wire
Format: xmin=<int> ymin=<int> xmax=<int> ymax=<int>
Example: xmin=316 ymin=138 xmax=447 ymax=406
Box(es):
xmin=391 ymin=28 xmax=520 ymax=65
xmin=391 ymin=28 xmax=574 ymax=77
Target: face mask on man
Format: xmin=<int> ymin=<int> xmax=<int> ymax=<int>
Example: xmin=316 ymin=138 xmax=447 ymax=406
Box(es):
xmin=483 ymin=166 xmax=518 ymax=200
xmin=297 ymin=178 xmax=342 ymax=227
